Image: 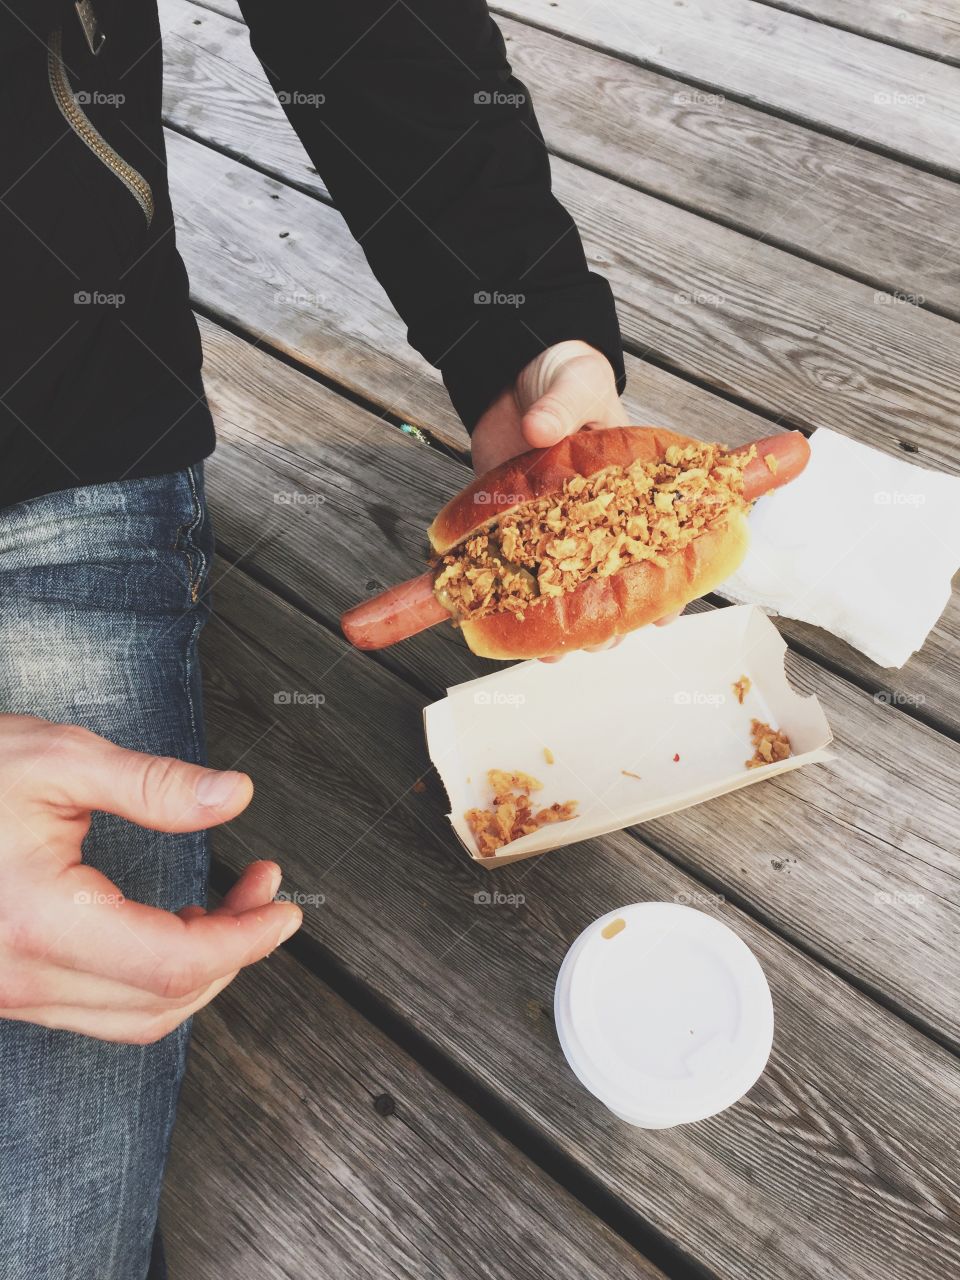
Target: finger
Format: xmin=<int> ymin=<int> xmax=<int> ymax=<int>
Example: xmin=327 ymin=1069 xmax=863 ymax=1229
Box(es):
xmin=8 ymin=967 xmax=240 ymax=1044
xmin=583 ymin=637 xmax=621 ymax=653
xmin=0 ymin=951 xmax=208 ymax=1014
xmin=175 ymin=862 xmax=281 ymax=926
xmin=214 ymin=861 xmax=283 ymax=915
xmin=40 ymin=726 xmax=254 ymax=835
xmin=520 ymin=352 xmax=623 ymax=449
xmin=36 ymin=867 xmax=302 ymax=996
xmin=538 ymin=654 xmax=565 ymax=664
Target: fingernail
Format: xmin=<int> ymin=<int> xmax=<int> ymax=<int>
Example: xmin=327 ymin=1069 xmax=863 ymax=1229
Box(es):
xmin=278 ymin=911 xmax=301 ymax=944
xmin=533 ymin=410 xmax=563 ymax=442
xmin=267 ymin=864 xmax=282 ymax=899
xmin=195 ymin=770 xmax=246 ymax=807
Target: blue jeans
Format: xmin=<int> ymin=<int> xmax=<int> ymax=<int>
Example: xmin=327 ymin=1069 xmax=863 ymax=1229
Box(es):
xmin=0 ymin=466 xmax=213 ymax=1280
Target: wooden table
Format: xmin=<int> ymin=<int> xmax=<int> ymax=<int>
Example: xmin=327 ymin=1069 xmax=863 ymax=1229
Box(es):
xmin=157 ymin=3 xmax=960 ymax=1276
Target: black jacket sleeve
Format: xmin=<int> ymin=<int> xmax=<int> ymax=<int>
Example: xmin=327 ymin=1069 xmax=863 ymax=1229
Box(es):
xmin=235 ymin=0 xmax=626 ymax=430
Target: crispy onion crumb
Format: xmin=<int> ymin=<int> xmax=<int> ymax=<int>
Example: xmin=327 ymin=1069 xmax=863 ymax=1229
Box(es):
xmin=746 ymin=718 xmax=792 ymax=769
xmin=465 ymin=769 xmax=577 ymax=857
xmin=434 ymin=442 xmax=753 ymax=622
xmin=732 ymin=674 xmax=751 ymax=704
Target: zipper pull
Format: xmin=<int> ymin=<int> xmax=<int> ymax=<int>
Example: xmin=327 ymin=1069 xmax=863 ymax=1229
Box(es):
xmin=75 ymin=0 xmax=105 ymax=56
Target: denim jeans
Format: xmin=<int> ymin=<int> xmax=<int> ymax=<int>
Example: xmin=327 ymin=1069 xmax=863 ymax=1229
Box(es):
xmin=0 ymin=466 xmax=213 ymax=1280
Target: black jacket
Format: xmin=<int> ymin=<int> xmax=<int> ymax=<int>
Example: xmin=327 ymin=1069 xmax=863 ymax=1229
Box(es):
xmin=0 ymin=0 xmax=625 ymax=509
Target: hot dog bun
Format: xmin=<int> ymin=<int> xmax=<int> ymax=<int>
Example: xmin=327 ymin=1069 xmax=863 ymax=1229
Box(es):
xmin=458 ymin=508 xmax=749 ymax=659
xmin=428 ymin=426 xmax=694 ymax=555
xmin=432 ymin=426 xmax=750 ymax=659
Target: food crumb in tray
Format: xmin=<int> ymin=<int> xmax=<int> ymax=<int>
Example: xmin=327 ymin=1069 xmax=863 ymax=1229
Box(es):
xmin=543 ymin=747 xmax=555 ymax=765
xmin=465 ymin=769 xmax=577 ymax=857
xmin=732 ymin=673 xmax=751 ymax=704
xmin=621 ymin=769 xmax=642 ymax=780
xmin=746 ymin=718 xmax=792 ymax=769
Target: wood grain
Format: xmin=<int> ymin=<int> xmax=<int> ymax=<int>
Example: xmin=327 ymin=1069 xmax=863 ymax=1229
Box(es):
xmin=166 ymin=128 xmax=960 ymax=472
xmin=742 ymin=0 xmax=960 ymax=62
xmin=196 ymin=317 xmax=960 ymax=1047
xmin=162 ymin=945 xmax=661 ymax=1279
xmin=493 ymin=0 xmax=960 ymax=177
xmin=198 ymin=557 xmax=960 ymax=1280
xmin=161 ymin=0 xmax=960 ymax=318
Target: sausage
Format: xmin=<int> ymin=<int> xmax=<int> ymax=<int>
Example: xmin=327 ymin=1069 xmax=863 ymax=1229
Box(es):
xmin=738 ymin=430 xmax=810 ymax=501
xmin=341 ymin=571 xmax=446 ymax=650
xmin=341 ymin=430 xmax=810 ymax=651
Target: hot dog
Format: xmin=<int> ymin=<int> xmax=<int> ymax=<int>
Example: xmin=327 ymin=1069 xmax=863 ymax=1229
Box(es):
xmin=342 ymin=427 xmax=809 ymax=659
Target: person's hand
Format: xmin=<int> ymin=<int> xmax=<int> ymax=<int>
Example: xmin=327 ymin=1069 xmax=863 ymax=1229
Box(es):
xmin=470 ymin=339 xmax=628 ymax=475
xmin=0 ymin=715 xmax=302 ymax=1044
xmin=471 ymin=340 xmax=678 ymax=659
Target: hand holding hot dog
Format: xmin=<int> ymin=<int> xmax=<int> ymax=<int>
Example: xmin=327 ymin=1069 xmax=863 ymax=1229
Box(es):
xmin=470 ymin=340 xmax=627 ymax=476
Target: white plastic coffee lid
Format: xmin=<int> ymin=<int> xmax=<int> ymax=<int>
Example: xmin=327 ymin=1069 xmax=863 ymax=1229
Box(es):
xmin=554 ymin=902 xmax=773 ymax=1128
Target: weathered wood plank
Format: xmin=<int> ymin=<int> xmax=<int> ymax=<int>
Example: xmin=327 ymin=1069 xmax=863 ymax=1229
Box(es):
xmin=493 ymin=0 xmax=960 ymax=177
xmin=743 ymin=0 xmax=960 ymax=62
xmin=199 ymin=557 xmax=960 ymax=1280
xmin=165 ymin=128 xmax=960 ymax=472
xmin=196 ymin=317 xmax=960 ymax=1046
xmin=162 ymin=944 xmax=660 ymax=1280
xmin=161 ymin=0 xmax=960 ymax=317
xmin=187 ymin=0 xmax=960 ymax=73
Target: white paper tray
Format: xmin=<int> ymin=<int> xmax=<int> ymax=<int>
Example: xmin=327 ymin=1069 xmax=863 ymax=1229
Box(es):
xmin=423 ymin=606 xmax=834 ymax=867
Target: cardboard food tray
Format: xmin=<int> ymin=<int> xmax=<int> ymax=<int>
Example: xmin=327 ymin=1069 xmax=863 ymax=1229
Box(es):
xmin=423 ymin=605 xmax=834 ymax=868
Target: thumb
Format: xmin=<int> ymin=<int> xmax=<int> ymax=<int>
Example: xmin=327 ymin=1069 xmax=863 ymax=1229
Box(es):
xmin=48 ymin=728 xmax=253 ymax=833
xmin=518 ymin=342 xmax=622 ymax=449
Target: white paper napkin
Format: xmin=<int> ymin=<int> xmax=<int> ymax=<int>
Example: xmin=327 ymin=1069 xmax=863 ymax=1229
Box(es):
xmin=719 ymin=429 xmax=960 ymax=668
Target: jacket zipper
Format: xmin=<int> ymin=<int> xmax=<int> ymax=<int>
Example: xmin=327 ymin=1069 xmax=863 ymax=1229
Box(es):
xmin=47 ymin=26 xmax=154 ymax=226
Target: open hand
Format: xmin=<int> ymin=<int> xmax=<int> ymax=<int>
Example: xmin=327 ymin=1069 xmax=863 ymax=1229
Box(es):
xmin=0 ymin=715 xmax=301 ymax=1043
